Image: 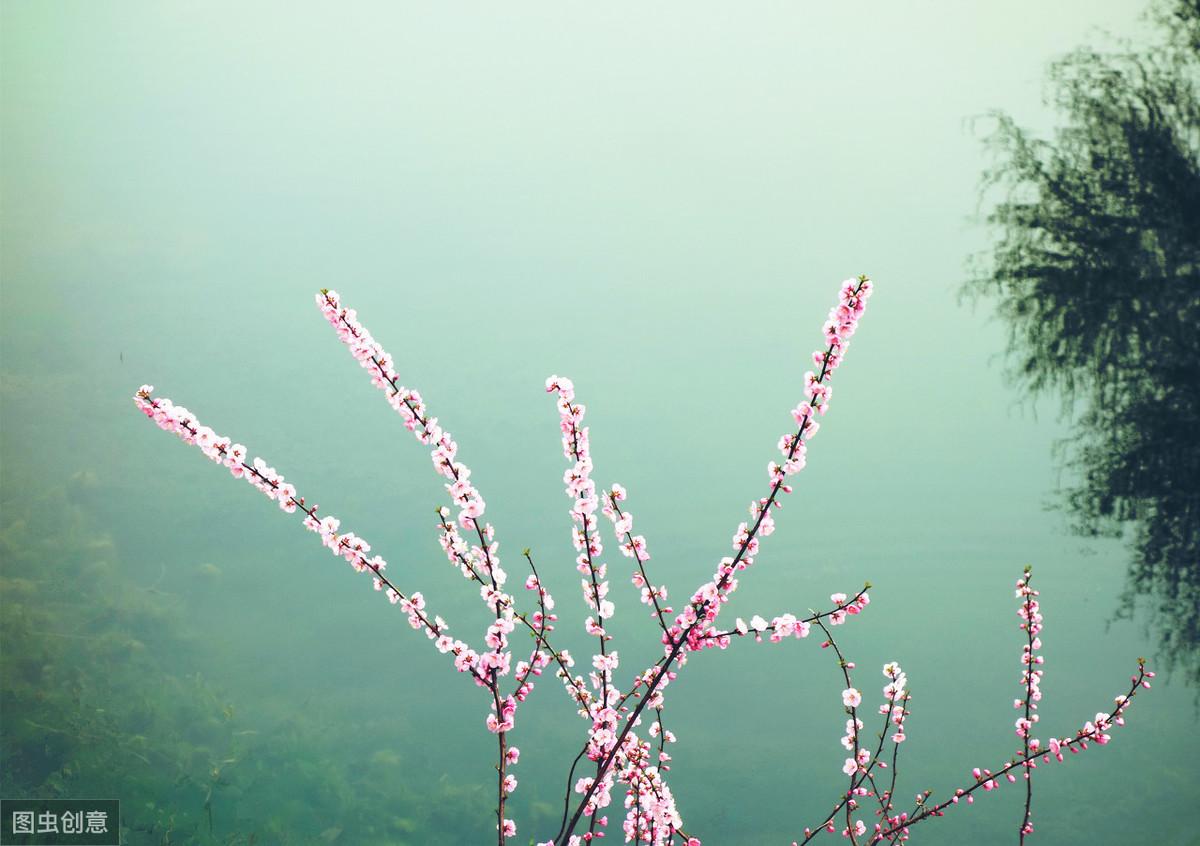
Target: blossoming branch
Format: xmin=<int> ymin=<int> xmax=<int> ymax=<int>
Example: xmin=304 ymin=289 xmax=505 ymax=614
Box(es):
xmin=133 ymin=274 xmax=1151 ymax=844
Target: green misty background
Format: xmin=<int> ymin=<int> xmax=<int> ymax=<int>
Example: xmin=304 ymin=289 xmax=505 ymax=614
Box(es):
xmin=2 ymin=2 xmax=1196 ymax=844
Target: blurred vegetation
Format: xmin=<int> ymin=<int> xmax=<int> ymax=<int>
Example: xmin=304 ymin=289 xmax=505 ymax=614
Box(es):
xmin=0 ymin=471 xmax=494 ymax=845
xmin=972 ymin=1 xmax=1200 ymax=681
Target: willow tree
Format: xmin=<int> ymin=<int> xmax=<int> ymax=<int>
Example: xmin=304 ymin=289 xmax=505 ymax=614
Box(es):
xmin=973 ymin=0 xmax=1200 ymax=681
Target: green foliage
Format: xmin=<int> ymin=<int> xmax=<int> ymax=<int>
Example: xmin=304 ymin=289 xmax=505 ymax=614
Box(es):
xmin=971 ymin=0 xmax=1200 ymax=681
xmin=0 ymin=473 xmax=494 ymax=844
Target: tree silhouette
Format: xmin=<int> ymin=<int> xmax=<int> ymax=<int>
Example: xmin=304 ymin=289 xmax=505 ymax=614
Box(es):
xmin=972 ymin=0 xmax=1200 ymax=682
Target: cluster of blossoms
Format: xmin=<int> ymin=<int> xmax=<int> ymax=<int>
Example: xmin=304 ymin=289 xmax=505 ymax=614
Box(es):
xmin=601 ymin=483 xmax=666 ymax=631
xmin=546 ymin=376 xmax=616 ymax=685
xmin=717 ymin=592 xmax=868 ymax=646
xmin=131 ymin=388 xmax=451 ymax=644
xmin=1014 ymin=568 xmax=1044 ymax=840
xmin=863 ymin=572 xmax=1152 ymax=846
xmin=314 ymin=289 xmax=577 ymax=839
xmin=136 ymin=275 xmax=1153 ymax=845
xmin=672 ymin=279 xmax=873 ymax=661
xmin=536 ymin=278 xmax=877 ymax=842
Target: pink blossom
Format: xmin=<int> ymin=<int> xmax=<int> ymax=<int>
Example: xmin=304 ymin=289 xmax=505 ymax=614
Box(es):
xmin=137 ymin=280 xmax=1158 ymax=843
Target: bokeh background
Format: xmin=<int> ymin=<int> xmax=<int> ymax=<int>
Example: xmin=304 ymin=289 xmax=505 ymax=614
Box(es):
xmin=2 ymin=2 xmax=1196 ymax=844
